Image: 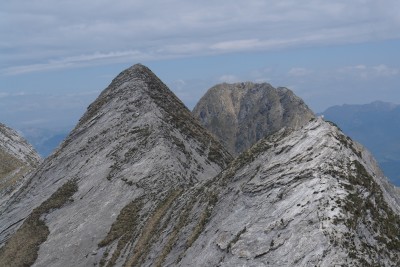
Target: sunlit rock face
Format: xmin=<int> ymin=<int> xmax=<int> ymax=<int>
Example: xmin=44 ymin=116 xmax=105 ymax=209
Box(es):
xmin=0 ymin=64 xmax=231 ymax=267
xmin=178 ymin=118 xmax=400 ymax=267
xmin=193 ymin=82 xmax=315 ymax=155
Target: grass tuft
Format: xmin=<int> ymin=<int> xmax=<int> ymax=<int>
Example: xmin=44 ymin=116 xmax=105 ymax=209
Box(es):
xmin=0 ymin=179 xmax=78 ymax=267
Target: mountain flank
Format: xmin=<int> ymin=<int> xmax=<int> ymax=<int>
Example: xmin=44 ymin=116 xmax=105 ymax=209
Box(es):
xmin=0 ymin=65 xmax=399 ymax=266
xmin=177 ymin=118 xmax=400 ymax=266
xmin=0 ymin=64 xmax=231 ymax=267
xmin=0 ymin=123 xmax=41 ymax=207
xmin=193 ymin=82 xmax=315 ymax=155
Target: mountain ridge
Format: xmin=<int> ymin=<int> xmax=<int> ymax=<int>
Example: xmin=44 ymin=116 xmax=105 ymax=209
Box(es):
xmin=0 ymin=123 xmax=41 ymax=209
xmin=0 ymin=64 xmax=232 ymax=267
xmin=321 ymin=101 xmax=400 ymax=186
xmin=0 ymin=65 xmax=399 ymax=266
xmin=177 ymin=118 xmax=400 ymax=266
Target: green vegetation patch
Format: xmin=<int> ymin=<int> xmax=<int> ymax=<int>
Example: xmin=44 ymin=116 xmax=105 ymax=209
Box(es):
xmin=342 ymin=161 xmax=400 ymax=264
xmin=154 ymin=193 xmax=198 ymax=267
xmin=0 ymin=150 xmax=23 ymax=182
xmin=98 ymin=197 xmax=144 ymax=267
xmin=0 ymin=179 xmax=78 ymax=267
xmin=0 ymin=149 xmax=32 ymax=193
xmin=124 ymin=189 xmax=183 ymax=267
xmin=336 ymin=132 xmax=362 ymax=158
xmin=186 ymin=190 xmax=218 ymax=248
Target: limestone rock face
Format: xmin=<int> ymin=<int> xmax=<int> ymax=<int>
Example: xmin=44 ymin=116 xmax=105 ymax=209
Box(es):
xmin=0 ymin=123 xmax=41 ymax=206
xmin=1 ymin=65 xmax=399 ymax=267
xmin=193 ymin=82 xmax=315 ymax=155
xmin=177 ymin=118 xmax=400 ymax=266
xmin=0 ymin=64 xmax=231 ymax=267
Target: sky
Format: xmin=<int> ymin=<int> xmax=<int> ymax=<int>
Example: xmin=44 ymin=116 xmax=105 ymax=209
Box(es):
xmin=1 ymin=0 xmax=400 ymax=137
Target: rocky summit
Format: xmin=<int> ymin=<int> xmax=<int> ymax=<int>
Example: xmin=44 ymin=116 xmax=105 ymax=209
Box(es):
xmin=193 ymin=82 xmax=315 ymax=155
xmin=0 ymin=64 xmax=399 ymax=267
xmin=0 ymin=123 xmax=41 ymax=207
xmin=0 ymin=64 xmax=231 ymax=267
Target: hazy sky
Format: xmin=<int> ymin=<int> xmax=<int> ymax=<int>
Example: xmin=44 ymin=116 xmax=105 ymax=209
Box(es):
xmin=1 ymin=0 xmax=400 ymax=134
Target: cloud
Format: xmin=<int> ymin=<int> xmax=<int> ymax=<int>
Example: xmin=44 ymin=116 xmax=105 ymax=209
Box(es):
xmin=210 ymin=39 xmax=261 ymax=51
xmin=2 ymin=50 xmax=149 ymax=75
xmin=2 ymin=0 xmax=400 ymax=74
xmin=0 ymin=91 xmax=99 ymax=130
xmin=373 ymin=64 xmax=399 ymax=76
xmin=340 ymin=65 xmax=367 ymax=72
xmin=0 ymin=92 xmax=26 ymax=98
xmin=218 ymin=75 xmax=240 ymax=83
xmin=170 ymin=79 xmax=186 ymax=89
xmin=288 ymin=68 xmax=313 ymax=77
xmin=338 ymin=64 xmax=399 ymax=79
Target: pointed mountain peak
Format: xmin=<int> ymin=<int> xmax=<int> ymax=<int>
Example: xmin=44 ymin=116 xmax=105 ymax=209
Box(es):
xmin=78 ymin=63 xmax=185 ymax=127
xmin=0 ymin=65 xmax=231 ymax=267
xmin=55 ymin=63 xmax=231 ymax=178
xmin=104 ymin=63 xmax=172 ymax=99
xmin=67 ymin=63 xmax=230 ymax=167
xmin=111 ymin=63 xmax=159 ymax=87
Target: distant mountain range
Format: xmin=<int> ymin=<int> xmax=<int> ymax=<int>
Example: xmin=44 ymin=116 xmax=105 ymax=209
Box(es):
xmin=21 ymin=127 xmax=70 ymax=158
xmin=320 ymin=101 xmax=400 ymax=186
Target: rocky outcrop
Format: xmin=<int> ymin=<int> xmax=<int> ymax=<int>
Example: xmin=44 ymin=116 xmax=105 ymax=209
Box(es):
xmin=0 ymin=64 xmax=231 ymax=267
xmin=177 ymin=118 xmax=400 ymax=266
xmin=0 ymin=123 xmax=41 ymax=206
xmin=193 ymin=82 xmax=315 ymax=155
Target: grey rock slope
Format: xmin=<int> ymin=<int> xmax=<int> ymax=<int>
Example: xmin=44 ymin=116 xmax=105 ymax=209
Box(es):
xmin=1 ymin=66 xmax=399 ymax=267
xmin=321 ymin=101 xmax=400 ymax=186
xmin=177 ymin=118 xmax=400 ymax=266
xmin=0 ymin=123 xmax=41 ymax=205
xmin=0 ymin=64 xmax=231 ymax=267
xmin=193 ymin=82 xmax=315 ymax=155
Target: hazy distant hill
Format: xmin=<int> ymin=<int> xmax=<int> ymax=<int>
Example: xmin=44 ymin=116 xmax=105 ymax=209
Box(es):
xmin=321 ymin=101 xmax=400 ymax=186
xmin=21 ymin=128 xmax=69 ymax=158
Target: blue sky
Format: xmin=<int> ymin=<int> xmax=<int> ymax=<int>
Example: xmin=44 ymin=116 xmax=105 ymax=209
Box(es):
xmin=1 ymin=0 xmax=400 ymax=135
